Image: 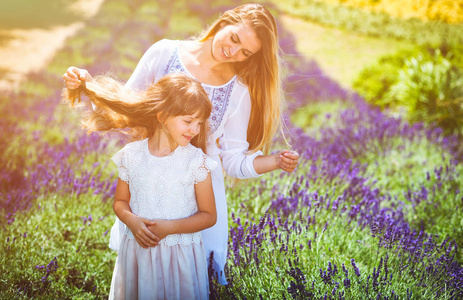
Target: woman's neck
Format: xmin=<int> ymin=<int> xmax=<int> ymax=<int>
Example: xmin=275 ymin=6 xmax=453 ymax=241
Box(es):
xmin=181 ymin=40 xmax=234 ymax=84
xmin=148 ymin=130 xmax=176 ymax=157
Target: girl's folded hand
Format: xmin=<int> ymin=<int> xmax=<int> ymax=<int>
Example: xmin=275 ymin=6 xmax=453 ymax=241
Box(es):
xmin=128 ymin=216 xmax=159 ymax=248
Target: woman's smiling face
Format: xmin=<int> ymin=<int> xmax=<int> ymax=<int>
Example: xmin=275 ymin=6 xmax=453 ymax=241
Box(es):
xmin=211 ymin=23 xmax=261 ymax=63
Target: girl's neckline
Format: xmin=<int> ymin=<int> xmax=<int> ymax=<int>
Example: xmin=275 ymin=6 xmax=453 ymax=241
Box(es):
xmin=176 ymin=41 xmax=237 ymax=88
xmin=144 ymin=138 xmax=183 ymax=158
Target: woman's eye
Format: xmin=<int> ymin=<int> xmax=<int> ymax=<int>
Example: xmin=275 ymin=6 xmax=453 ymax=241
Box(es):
xmin=231 ymin=35 xmax=237 ymax=43
xmin=184 ymin=120 xmax=192 ymax=124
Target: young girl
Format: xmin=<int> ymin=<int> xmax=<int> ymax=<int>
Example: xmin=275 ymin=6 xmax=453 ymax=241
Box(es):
xmin=64 ymin=72 xmax=217 ymax=299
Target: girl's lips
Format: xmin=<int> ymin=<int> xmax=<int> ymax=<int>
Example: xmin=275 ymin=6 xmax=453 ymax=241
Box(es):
xmin=183 ymin=135 xmax=193 ymax=141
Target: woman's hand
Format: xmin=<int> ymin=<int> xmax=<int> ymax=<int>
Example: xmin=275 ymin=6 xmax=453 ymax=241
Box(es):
xmin=277 ymin=150 xmax=299 ymax=173
xmin=127 ymin=216 xmax=159 ymax=248
xmin=253 ymin=150 xmax=300 ymax=174
xmin=62 ymin=66 xmax=92 ymax=90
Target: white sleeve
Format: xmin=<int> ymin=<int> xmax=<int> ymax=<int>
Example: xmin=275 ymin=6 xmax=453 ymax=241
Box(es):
xmin=111 ymin=148 xmax=129 ymax=183
xmin=192 ymin=149 xmax=218 ymax=184
xmin=125 ymin=39 xmax=169 ymax=91
xmin=218 ymin=87 xmax=263 ymax=179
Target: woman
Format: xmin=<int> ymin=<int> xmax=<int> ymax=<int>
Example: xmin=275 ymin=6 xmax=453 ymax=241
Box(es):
xmin=63 ymin=3 xmax=299 ymax=284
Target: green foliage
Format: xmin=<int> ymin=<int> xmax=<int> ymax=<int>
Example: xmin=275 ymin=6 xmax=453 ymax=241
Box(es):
xmin=354 ymin=46 xmax=463 ymax=135
xmin=386 ymin=50 xmax=463 ymax=135
xmin=352 ymin=49 xmax=414 ymax=108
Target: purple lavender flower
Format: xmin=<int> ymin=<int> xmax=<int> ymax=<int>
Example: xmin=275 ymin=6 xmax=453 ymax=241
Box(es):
xmin=351 ymin=259 xmax=361 ymax=277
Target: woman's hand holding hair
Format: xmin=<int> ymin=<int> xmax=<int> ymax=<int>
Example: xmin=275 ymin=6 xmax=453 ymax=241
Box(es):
xmin=277 ymin=150 xmax=299 ymax=173
xmin=62 ymin=66 xmax=93 ymax=90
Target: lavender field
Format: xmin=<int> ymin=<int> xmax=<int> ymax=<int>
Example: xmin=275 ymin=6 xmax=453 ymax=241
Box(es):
xmin=1 ymin=0 xmax=462 ymax=298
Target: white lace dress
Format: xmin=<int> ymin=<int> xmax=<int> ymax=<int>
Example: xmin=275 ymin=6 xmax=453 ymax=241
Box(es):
xmin=109 ymin=139 xmax=217 ymax=300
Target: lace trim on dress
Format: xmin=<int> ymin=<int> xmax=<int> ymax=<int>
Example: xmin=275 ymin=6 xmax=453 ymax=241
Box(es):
xmin=192 ymin=151 xmax=217 ymax=184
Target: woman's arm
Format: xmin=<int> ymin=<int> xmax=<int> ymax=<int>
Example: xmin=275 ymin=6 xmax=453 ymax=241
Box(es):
xmin=253 ymin=150 xmax=299 ymax=175
xmin=219 ymin=88 xmax=299 ymax=178
xmin=147 ymin=173 xmax=217 ymax=240
xmin=113 ymin=179 xmax=159 ymax=248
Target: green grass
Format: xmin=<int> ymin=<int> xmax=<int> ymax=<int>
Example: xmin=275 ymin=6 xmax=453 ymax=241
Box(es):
xmin=1 ymin=193 xmax=116 ymax=298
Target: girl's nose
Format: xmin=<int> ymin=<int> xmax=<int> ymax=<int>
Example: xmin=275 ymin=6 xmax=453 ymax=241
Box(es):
xmin=190 ymin=125 xmax=200 ymax=135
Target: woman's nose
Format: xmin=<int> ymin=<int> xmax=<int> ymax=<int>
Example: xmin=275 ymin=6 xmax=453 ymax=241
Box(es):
xmin=230 ymin=46 xmax=239 ymax=56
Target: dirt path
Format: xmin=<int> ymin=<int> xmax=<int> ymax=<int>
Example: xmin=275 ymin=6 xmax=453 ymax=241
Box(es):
xmin=0 ymin=0 xmax=105 ymax=92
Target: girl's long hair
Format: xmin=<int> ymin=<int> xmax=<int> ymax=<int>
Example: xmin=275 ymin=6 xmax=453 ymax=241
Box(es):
xmin=63 ymin=72 xmax=212 ymax=153
xmin=198 ymin=3 xmax=284 ymax=154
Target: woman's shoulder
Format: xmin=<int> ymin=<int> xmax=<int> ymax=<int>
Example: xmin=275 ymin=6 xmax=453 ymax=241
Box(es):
xmin=144 ymin=39 xmax=179 ymax=57
xmin=151 ymin=39 xmax=180 ymax=49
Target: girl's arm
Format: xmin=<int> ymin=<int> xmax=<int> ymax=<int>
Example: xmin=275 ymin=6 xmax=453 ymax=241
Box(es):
xmin=147 ymin=173 xmax=217 ymax=240
xmin=113 ymin=179 xmax=160 ymax=248
xmin=253 ymin=150 xmax=299 ymax=175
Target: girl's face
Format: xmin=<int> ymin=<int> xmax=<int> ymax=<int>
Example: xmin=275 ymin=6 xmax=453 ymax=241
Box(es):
xmin=164 ymin=111 xmax=203 ymax=147
xmin=211 ymin=23 xmax=261 ymax=63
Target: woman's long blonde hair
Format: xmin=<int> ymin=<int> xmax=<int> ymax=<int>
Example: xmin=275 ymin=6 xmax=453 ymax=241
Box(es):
xmin=198 ymin=3 xmax=284 ymax=154
xmin=63 ymin=72 xmax=212 ymax=153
